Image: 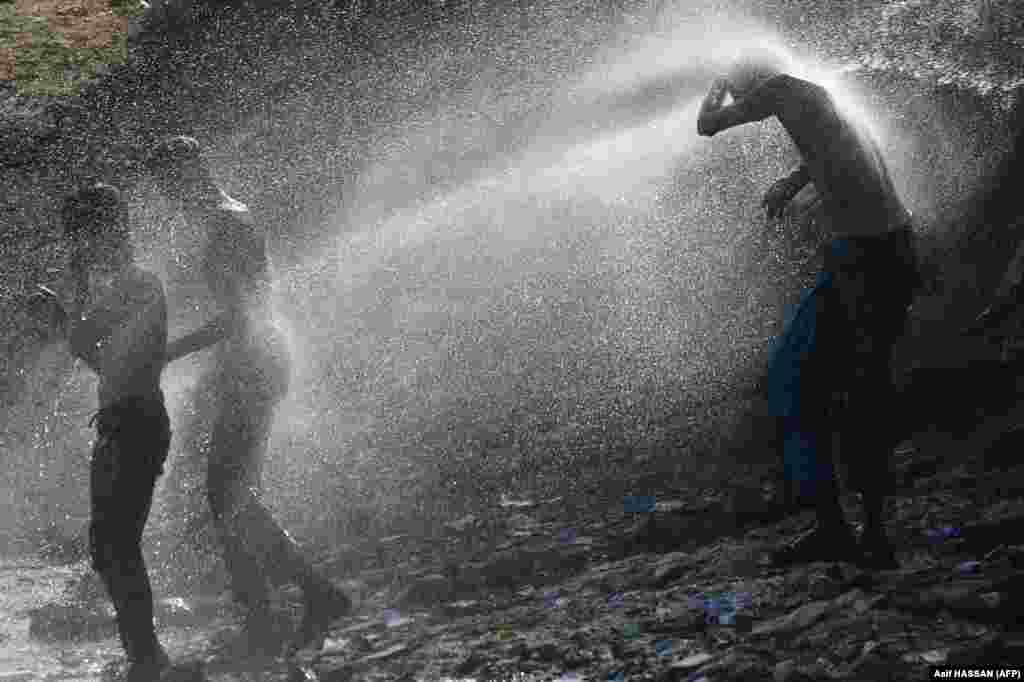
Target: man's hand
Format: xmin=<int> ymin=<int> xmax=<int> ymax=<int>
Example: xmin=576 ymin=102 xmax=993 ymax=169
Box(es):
xmin=762 ymin=166 xmax=811 ymax=221
xmin=697 ymin=78 xmax=731 ymax=137
xmin=762 ymin=177 xmax=796 ymax=220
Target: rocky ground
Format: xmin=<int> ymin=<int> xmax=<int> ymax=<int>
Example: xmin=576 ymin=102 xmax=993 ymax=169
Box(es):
xmin=15 ymin=424 xmax=1024 ymax=681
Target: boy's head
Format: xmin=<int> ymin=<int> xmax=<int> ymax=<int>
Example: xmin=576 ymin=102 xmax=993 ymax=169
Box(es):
xmin=62 ymin=183 xmax=132 ymax=270
xmin=727 ymin=48 xmax=791 ymax=100
xmin=146 ymin=135 xmax=211 ymax=199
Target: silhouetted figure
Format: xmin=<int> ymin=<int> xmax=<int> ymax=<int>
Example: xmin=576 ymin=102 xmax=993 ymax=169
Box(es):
xmin=32 ymin=184 xmax=172 ymax=680
xmin=698 ymin=50 xmax=921 ymax=569
xmin=147 ymin=136 xmax=351 ymax=653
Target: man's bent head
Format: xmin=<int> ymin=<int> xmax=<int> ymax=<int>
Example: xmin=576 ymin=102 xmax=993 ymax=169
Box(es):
xmin=727 ymin=47 xmax=791 ymax=100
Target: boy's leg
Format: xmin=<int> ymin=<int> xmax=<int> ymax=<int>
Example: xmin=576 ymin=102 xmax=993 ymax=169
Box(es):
xmin=89 ymin=428 xmax=169 ymax=669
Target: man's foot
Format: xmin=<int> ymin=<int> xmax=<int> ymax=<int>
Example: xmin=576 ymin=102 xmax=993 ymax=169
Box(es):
xmin=296 ymin=583 xmax=352 ymax=651
xmin=770 ymin=522 xmax=859 ymax=567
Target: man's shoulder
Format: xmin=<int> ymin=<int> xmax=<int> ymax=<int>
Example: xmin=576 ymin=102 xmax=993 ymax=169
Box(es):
xmin=759 ymin=74 xmax=821 ymax=101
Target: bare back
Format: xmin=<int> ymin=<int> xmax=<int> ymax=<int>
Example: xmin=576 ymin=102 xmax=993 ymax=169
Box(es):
xmin=737 ymin=75 xmax=911 ymax=238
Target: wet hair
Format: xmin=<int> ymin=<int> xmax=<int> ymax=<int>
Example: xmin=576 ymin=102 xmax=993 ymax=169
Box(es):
xmin=146 ymin=135 xmax=203 ymax=173
xmin=61 ymin=182 xmax=128 ymax=239
xmin=727 ymin=47 xmax=791 ymax=96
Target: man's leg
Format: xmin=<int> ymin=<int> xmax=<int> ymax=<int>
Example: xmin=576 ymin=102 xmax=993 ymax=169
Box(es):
xmin=772 ymin=281 xmax=859 ymax=565
xmin=205 ymin=397 xmax=274 ymax=645
xmin=837 ymin=235 xmax=916 ymax=570
xmin=207 ymin=393 xmax=350 ymax=651
xmin=89 ymin=431 xmax=168 ymax=672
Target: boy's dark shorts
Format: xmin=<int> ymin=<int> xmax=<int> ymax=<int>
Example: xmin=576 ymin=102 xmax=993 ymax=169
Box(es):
xmin=88 ymin=395 xmax=172 ymax=574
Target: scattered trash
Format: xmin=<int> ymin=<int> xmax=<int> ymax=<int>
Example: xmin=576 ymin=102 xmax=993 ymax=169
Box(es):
xmin=957 ymin=560 xmax=982 ymax=574
xmin=926 ymin=526 xmax=961 ymax=543
xmin=624 ymin=496 xmax=657 ymax=514
xmin=383 ymin=609 xmax=408 ymax=627
xmin=544 ymin=590 xmax=567 ymax=609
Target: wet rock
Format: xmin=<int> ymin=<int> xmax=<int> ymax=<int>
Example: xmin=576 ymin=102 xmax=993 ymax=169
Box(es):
xmin=632 ymin=502 xmax=737 ymax=554
xmin=396 ymin=574 xmax=453 ymax=608
xmin=772 ymin=659 xmax=806 ymax=682
xmin=529 ymin=641 xmax=561 ymax=662
xmin=453 ymin=652 xmax=487 ymax=676
xmin=958 ymin=514 xmax=1024 ymax=556
xmin=750 ymin=599 xmax=828 ymax=639
xmin=0 ymin=673 xmax=34 ymax=682
xmin=315 ymin=663 xmax=355 ymax=682
xmin=670 ymin=652 xmax=714 ymax=672
xmin=355 ymin=643 xmax=410 ymax=663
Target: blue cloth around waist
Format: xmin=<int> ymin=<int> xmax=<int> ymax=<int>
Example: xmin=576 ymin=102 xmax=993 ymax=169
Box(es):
xmin=766 ymin=269 xmax=833 ymax=419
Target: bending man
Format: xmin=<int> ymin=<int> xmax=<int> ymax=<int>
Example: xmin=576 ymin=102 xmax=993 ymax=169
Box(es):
xmin=698 ymin=51 xmax=921 ymax=569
